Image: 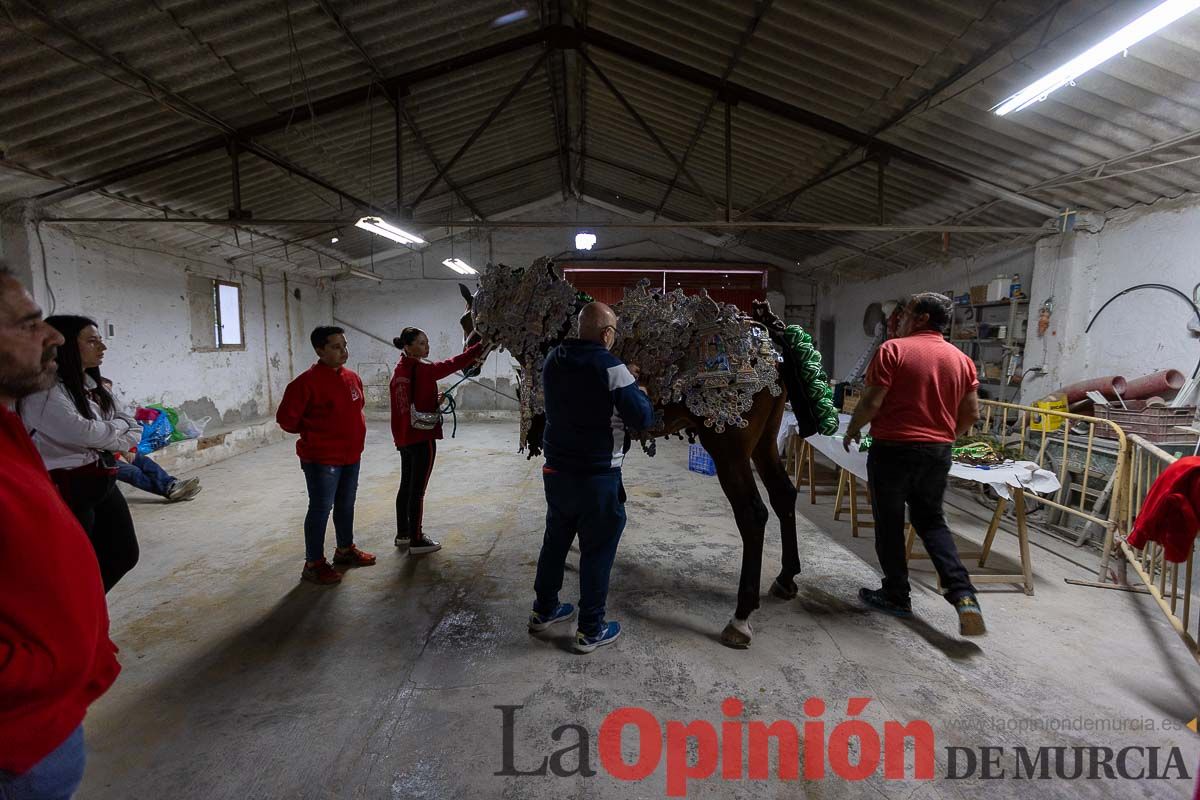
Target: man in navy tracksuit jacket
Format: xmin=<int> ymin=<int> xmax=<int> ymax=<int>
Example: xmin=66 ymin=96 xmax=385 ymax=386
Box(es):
xmin=529 ymin=302 xmax=656 ymax=653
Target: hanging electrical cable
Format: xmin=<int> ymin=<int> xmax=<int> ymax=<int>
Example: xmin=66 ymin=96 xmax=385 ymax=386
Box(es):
xmin=1084 ymin=283 xmax=1200 ymax=377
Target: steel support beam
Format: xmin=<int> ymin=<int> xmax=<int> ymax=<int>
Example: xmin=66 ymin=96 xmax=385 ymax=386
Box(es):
xmin=400 ymin=110 xmax=486 ymax=220
xmin=653 ymin=0 xmax=772 ymax=217
xmin=11 ymin=0 xmax=381 ymax=215
xmin=739 ymin=156 xmax=873 ymax=219
xmin=580 ymin=51 xmax=718 ymax=211
xmin=42 ymin=216 xmax=1048 ymax=234
xmin=877 ymin=158 xmax=886 ymax=225
xmin=409 ymin=51 xmax=548 ymax=209
xmin=228 ymin=139 xmax=244 ymax=218
xmin=724 ymin=101 xmax=733 ymax=223
xmin=32 ymin=26 xmax=554 ymax=206
xmin=578 ymin=27 xmax=1060 ymax=218
xmin=394 ymin=91 xmax=403 ymax=214
xmin=24 ymin=13 xmax=1065 ymax=223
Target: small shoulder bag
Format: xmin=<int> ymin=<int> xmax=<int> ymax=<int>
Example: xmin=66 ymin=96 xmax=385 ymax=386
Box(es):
xmin=409 ymin=359 xmax=443 ymax=431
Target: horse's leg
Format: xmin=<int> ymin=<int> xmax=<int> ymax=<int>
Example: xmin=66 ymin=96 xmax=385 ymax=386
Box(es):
xmin=752 ymin=425 xmax=801 ymax=601
xmin=704 ymin=433 xmax=768 ymax=649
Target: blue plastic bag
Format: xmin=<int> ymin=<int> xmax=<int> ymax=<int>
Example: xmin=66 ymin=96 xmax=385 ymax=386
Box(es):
xmin=137 ymin=412 xmax=174 ymax=454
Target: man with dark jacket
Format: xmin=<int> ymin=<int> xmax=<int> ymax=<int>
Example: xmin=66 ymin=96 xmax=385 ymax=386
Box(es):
xmin=844 ymin=292 xmax=985 ymax=636
xmin=276 ymin=326 xmax=375 ymax=585
xmin=0 ymin=263 xmax=120 ymax=800
xmin=529 ymin=302 xmax=655 ymax=653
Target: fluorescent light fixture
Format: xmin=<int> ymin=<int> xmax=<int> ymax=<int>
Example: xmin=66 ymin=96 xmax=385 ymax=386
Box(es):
xmin=492 ymin=9 xmax=529 ymax=27
xmin=442 ymin=258 xmax=478 ymax=275
xmin=993 ymin=0 xmax=1200 ymax=116
xmin=355 ymin=216 xmax=426 ymax=245
xmin=575 ymin=231 xmax=597 ymax=250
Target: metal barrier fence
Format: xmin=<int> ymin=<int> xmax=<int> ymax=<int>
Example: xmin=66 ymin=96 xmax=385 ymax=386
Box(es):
xmin=1117 ymin=435 xmax=1199 ymax=664
xmin=975 ymin=400 xmax=1128 ymax=579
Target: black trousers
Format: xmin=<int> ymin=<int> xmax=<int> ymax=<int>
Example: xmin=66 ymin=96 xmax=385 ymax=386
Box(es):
xmin=866 ymin=441 xmax=975 ymax=605
xmin=51 ymin=467 xmax=139 ymax=593
xmin=396 ymin=440 xmax=437 ymax=537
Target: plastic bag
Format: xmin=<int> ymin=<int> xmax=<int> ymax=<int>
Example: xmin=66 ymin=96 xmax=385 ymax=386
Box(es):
xmin=137 ymin=413 xmax=174 ymax=454
xmin=176 ymin=410 xmax=211 ymax=439
xmin=148 ymin=404 xmax=188 ymax=443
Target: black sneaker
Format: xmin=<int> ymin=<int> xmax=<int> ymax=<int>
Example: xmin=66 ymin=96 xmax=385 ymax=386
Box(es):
xmin=859 ymin=587 xmax=913 ymax=617
xmin=408 ymin=536 xmax=442 ymax=555
xmin=955 ymin=595 xmax=986 ymax=636
xmin=394 ymin=533 xmax=410 ymax=548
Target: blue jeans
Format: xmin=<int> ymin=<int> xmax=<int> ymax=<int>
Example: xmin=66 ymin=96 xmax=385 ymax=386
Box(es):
xmin=534 ymin=470 xmax=626 ymax=636
xmin=0 ymin=726 xmax=85 ymax=800
xmin=114 ymin=454 xmax=175 ymax=496
xmin=300 ymin=461 xmax=360 ymax=562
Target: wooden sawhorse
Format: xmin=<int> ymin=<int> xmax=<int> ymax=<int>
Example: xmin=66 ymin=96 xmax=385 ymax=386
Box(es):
xmin=833 ymin=468 xmax=873 ymax=538
xmin=792 ymin=438 xmax=839 ymax=505
xmin=905 ymin=487 xmax=1035 ymax=595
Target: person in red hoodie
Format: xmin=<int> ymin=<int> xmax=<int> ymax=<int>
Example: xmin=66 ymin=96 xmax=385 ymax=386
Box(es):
xmin=390 ymin=327 xmax=486 ymax=554
xmin=276 ymin=326 xmax=375 ymax=585
xmin=0 ymin=263 xmax=120 ymax=800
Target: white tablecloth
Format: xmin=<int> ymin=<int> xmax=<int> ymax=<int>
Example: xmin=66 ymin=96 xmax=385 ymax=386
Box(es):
xmin=787 ymin=413 xmax=1061 ymax=500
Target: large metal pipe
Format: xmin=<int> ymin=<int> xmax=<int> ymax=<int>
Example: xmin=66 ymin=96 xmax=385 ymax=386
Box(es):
xmin=1122 ymin=369 xmax=1187 ymax=401
xmin=1059 ymin=375 xmax=1128 ymax=404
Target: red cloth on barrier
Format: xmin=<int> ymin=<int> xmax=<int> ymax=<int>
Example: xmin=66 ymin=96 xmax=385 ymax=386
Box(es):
xmin=1127 ymin=456 xmax=1200 ymax=563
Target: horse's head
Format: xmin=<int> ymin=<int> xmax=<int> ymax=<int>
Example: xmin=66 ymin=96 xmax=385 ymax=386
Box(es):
xmin=458 ymin=282 xmax=481 ymax=348
xmin=457 ymin=282 xmax=484 ymax=378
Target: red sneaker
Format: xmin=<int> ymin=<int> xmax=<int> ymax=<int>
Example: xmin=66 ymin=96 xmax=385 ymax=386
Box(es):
xmin=332 ymin=545 xmax=377 ymax=567
xmin=301 ymin=558 xmax=342 ymax=584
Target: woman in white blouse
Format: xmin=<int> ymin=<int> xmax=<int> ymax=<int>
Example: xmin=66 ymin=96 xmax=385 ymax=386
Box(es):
xmin=21 ymin=315 xmax=142 ymax=592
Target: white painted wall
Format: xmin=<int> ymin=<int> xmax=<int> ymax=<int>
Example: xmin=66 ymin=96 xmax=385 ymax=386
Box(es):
xmin=18 ymin=224 xmax=331 ymax=426
xmin=821 ymin=244 xmax=1035 ymax=385
xmin=1020 ymin=196 xmax=1200 ymax=402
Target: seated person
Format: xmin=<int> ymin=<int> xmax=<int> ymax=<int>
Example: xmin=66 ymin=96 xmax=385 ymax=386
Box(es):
xmin=115 ymin=451 xmax=201 ymax=502
xmin=100 ymin=379 xmax=202 ymax=501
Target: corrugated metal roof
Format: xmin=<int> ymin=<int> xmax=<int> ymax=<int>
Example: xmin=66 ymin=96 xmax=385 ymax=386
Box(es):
xmin=2 ymin=0 xmax=1199 ymax=280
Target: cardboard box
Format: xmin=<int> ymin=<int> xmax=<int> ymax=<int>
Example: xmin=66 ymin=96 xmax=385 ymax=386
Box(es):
xmin=842 ymin=387 xmax=860 ymax=414
xmin=969 ymin=285 xmax=988 ymax=305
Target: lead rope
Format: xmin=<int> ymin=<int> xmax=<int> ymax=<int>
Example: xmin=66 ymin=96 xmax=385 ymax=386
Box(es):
xmin=435 ymin=343 xmax=499 ymax=438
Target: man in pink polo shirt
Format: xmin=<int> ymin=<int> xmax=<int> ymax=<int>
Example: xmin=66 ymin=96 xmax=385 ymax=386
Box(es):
xmin=844 ymin=292 xmax=985 ymax=636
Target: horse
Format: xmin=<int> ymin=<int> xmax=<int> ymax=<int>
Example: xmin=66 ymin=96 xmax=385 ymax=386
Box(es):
xmin=455 ymin=276 xmax=806 ymax=649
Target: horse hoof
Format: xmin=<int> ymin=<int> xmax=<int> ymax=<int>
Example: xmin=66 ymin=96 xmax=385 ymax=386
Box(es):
xmin=769 ymin=578 xmax=798 ymax=600
xmin=720 ymin=622 xmax=752 ymax=649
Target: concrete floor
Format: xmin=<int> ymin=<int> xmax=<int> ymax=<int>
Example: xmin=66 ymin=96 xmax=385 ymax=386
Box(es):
xmin=82 ymin=420 xmax=1199 ymax=799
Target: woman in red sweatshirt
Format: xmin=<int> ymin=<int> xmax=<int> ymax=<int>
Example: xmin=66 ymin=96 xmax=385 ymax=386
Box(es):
xmin=390 ymin=328 xmax=485 ymax=554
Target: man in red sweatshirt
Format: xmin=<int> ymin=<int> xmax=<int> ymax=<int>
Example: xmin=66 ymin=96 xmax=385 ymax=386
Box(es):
xmin=0 ymin=263 xmax=120 ymax=799
xmin=277 ymin=326 xmax=375 ymax=584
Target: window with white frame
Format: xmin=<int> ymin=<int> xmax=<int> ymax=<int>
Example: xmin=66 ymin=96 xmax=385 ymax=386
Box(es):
xmin=214 ymin=281 xmax=243 ymax=347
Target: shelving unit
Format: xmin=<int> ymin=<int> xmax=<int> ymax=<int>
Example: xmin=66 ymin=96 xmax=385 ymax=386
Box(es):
xmin=949 ymin=299 xmax=1028 ymax=402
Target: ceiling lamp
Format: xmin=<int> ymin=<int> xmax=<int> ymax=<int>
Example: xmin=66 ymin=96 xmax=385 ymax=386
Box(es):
xmin=442 ymin=258 xmax=478 ymax=275
xmin=575 ymin=230 xmax=597 ymax=250
xmin=993 ymin=0 xmax=1200 ymax=116
xmin=355 ymin=216 xmax=425 ymax=245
